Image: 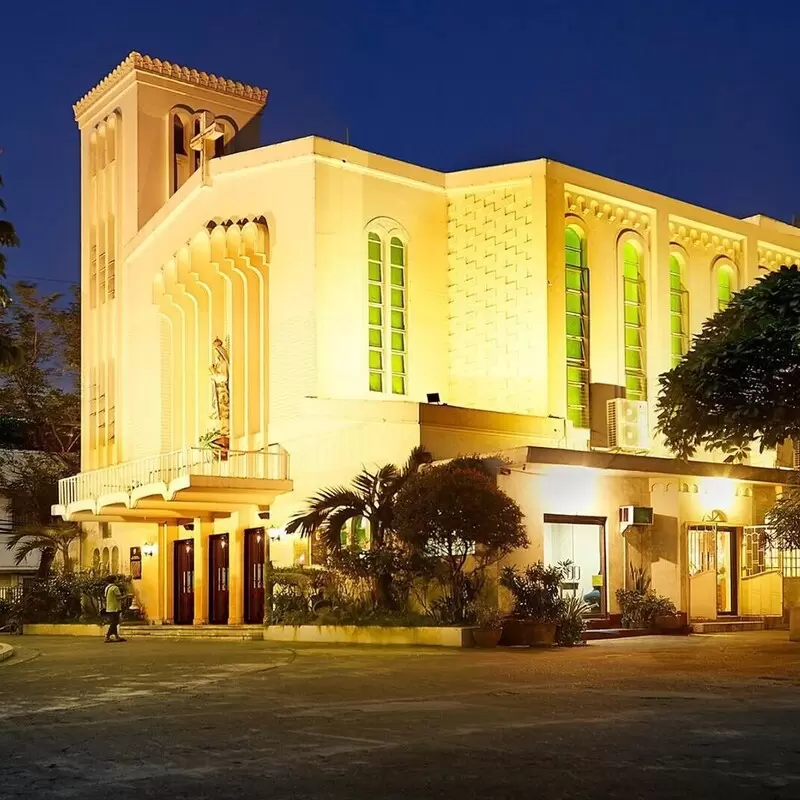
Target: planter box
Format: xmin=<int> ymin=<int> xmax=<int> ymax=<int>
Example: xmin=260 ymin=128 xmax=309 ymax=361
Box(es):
xmin=23 ymin=623 xmax=105 ymax=637
xmin=499 ymin=619 xmax=558 ymax=647
xmin=263 ymin=625 xmax=472 ymax=648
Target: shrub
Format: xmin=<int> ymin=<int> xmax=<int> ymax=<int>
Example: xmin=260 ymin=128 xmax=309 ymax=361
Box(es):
xmin=500 ymin=561 xmax=569 ymax=623
xmin=556 ymin=596 xmax=588 ymax=646
xmin=616 ymin=587 xmax=676 ymax=628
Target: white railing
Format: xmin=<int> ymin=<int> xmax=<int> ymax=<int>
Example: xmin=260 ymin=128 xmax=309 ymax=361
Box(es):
xmin=57 ymin=444 xmax=290 ymax=508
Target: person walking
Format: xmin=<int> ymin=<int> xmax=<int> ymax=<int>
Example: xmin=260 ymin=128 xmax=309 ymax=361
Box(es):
xmin=104 ymin=576 xmax=127 ymax=643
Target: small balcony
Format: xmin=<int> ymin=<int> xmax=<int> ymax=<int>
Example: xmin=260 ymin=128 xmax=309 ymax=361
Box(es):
xmin=53 ymin=445 xmax=292 ymax=522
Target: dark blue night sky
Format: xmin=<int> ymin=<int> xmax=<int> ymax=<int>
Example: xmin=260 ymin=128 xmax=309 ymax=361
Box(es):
xmin=2 ymin=0 xmax=799 ymax=290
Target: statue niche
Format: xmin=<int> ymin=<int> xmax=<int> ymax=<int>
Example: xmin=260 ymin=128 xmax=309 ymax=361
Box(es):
xmin=207 ymin=336 xmax=231 ymax=453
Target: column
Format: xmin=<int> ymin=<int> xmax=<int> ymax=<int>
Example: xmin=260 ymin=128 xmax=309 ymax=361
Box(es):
xmin=228 ymin=522 xmax=244 ymax=625
xmin=193 ymin=519 xmax=210 ymax=625
xmin=161 ymin=522 xmax=179 ymax=624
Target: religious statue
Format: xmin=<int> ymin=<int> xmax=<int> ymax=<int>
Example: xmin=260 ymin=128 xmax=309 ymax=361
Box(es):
xmin=210 ymin=337 xmax=230 ymax=438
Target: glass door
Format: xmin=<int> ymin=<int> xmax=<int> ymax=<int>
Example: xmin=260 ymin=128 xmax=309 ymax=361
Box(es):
xmin=543 ymin=515 xmax=606 ymax=614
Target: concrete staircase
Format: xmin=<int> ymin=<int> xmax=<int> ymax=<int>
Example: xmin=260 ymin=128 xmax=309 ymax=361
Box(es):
xmin=690 ymin=616 xmax=786 ymax=634
xmin=120 ymin=624 xmax=264 ymax=641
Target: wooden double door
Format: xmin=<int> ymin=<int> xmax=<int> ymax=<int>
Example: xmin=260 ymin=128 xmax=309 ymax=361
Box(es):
xmin=244 ymin=528 xmax=266 ymax=624
xmin=174 ymin=540 xmax=195 ymax=625
xmin=209 ymin=533 xmax=230 ymax=625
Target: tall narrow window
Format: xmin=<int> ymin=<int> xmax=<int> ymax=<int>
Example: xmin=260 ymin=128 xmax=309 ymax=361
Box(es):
xmin=669 ymin=254 xmax=689 ymax=368
xmin=367 ymin=232 xmax=407 ymax=395
xmin=565 ymin=226 xmax=589 ymax=428
xmin=622 ymin=241 xmax=646 ymax=401
xmin=717 ymin=263 xmax=735 ymax=311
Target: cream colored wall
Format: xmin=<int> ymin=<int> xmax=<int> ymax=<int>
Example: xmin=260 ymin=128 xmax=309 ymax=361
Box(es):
xmin=313 ymin=153 xmax=448 ymax=404
xmin=447 ymin=167 xmax=550 ymax=416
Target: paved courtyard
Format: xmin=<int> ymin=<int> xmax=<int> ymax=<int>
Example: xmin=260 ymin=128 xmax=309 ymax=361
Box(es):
xmin=1 ymin=632 xmax=800 ymax=799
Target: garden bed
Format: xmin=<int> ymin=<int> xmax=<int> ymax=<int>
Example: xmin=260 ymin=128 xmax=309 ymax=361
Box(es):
xmin=263 ymin=624 xmax=474 ymax=648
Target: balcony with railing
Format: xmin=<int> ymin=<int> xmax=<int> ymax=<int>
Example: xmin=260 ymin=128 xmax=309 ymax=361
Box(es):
xmin=53 ymin=444 xmax=292 ymax=522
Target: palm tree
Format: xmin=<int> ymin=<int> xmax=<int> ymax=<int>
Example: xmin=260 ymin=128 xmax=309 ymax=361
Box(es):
xmin=285 ymin=445 xmax=433 ymax=552
xmin=5 ymin=521 xmax=83 ymax=575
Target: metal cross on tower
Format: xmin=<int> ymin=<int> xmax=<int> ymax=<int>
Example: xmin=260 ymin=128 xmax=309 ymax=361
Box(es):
xmin=189 ymin=112 xmax=224 ymax=186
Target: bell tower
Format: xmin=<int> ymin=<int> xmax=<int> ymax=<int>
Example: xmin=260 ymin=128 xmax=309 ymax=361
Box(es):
xmin=73 ymin=53 xmax=268 ymax=470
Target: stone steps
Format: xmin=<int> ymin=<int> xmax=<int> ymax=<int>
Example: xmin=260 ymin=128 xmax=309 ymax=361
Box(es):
xmin=121 ymin=624 xmax=264 ymax=641
xmin=691 ymin=619 xmax=765 ymax=634
xmin=584 ymin=628 xmax=651 ymax=641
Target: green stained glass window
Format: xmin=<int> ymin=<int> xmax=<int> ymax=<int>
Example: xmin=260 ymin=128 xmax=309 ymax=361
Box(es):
xmin=367 ymin=231 xmax=407 ymax=395
xmin=622 ymin=240 xmax=646 ymax=400
xmin=718 ymin=265 xmax=734 ymax=311
xmin=669 ymin=254 xmax=689 ymax=368
xmin=390 ymin=237 xmax=405 ymax=266
xmin=565 ymin=226 xmax=589 ymax=428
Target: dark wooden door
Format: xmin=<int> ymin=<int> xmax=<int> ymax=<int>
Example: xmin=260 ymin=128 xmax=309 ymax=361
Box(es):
xmin=244 ymin=528 xmax=265 ymax=624
xmin=209 ymin=534 xmax=230 ymax=624
xmin=174 ymin=540 xmax=194 ymax=625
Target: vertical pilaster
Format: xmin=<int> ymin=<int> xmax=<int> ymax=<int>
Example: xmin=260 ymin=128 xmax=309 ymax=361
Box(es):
xmin=162 ymin=522 xmax=179 ymax=624
xmin=228 ymin=522 xmax=244 ymax=625
xmin=193 ymin=520 xmax=210 ymax=625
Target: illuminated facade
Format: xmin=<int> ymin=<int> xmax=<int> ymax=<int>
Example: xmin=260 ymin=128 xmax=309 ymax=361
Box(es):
xmin=57 ymin=53 xmax=800 ymax=626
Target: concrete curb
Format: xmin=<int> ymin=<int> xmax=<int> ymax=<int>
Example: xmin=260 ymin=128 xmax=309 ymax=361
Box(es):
xmin=0 ymin=643 xmax=14 ymax=663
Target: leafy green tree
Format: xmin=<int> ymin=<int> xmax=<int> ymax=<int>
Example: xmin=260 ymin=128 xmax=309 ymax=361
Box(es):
xmin=656 ymin=264 xmax=800 ymax=546
xmin=657 ymin=265 xmax=800 ymax=461
xmin=0 ymin=283 xmax=81 ymax=573
xmin=393 ymin=457 xmax=528 ymax=622
xmin=0 ymin=169 xmax=20 ymax=369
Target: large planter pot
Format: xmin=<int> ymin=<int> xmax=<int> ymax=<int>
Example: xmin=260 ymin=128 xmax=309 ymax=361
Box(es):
xmin=500 ymin=619 xmax=558 ymax=647
xmin=472 ymin=627 xmax=503 ymax=648
xmin=655 ymin=612 xmax=688 ymax=635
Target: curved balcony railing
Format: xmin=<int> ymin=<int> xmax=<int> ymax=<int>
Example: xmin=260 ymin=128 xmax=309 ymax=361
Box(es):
xmin=57 ymin=444 xmax=289 ymax=508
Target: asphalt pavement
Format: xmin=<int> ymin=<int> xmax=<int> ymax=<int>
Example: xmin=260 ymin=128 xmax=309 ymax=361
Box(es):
xmin=1 ymin=632 xmax=799 ymax=799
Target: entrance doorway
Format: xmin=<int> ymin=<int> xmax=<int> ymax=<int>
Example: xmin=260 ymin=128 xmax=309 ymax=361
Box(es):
xmin=543 ymin=514 xmax=606 ymax=614
xmin=688 ymin=524 xmax=738 ymax=619
xmin=244 ymin=527 xmax=266 ymax=624
xmin=174 ymin=539 xmax=195 ymax=625
xmin=209 ymin=533 xmax=230 ymax=625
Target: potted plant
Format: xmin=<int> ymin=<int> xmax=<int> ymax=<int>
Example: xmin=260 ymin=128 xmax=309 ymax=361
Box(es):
xmin=469 ymin=602 xmax=505 ymax=648
xmin=199 ymin=429 xmax=229 ymax=461
xmin=499 ymin=561 xmax=569 ymax=646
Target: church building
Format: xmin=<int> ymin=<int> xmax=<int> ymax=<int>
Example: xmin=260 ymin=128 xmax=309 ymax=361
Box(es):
xmin=55 ymin=52 xmax=800 ymax=628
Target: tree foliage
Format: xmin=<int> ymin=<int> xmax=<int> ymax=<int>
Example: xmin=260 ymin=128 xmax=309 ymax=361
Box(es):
xmin=4 ymin=521 xmax=83 ymax=574
xmin=0 ymin=168 xmax=20 ymax=368
xmin=285 ymin=446 xmax=432 ymax=552
xmin=394 ymin=458 xmax=528 ymax=621
xmin=0 ymin=282 xmax=81 ymax=572
xmin=657 ymin=265 xmax=800 ymax=461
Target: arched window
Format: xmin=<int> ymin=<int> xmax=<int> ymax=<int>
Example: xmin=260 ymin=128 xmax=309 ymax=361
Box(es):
xmin=717 ymin=263 xmax=736 ymax=311
xmin=111 ymin=546 xmax=119 ymax=574
xmin=367 ymin=232 xmax=407 ymax=395
xmin=101 ymin=547 xmax=110 ymax=574
xmin=565 ymin=225 xmax=589 ymax=428
xmin=92 ymin=548 xmax=101 ymax=573
xmin=622 ymin=240 xmax=647 ymax=401
xmin=669 ymin=253 xmax=689 ymax=368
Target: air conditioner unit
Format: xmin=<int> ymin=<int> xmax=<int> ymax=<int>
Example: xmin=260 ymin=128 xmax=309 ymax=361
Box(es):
xmin=619 ymin=506 xmax=654 ymax=526
xmin=607 ymin=398 xmax=650 ymax=451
